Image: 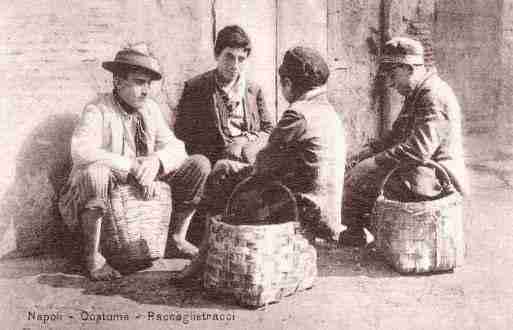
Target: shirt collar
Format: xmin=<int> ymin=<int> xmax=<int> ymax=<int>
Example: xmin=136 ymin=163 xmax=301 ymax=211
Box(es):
xmin=214 ymin=70 xmax=245 ymax=100
xmin=291 ymin=84 xmax=328 ymax=105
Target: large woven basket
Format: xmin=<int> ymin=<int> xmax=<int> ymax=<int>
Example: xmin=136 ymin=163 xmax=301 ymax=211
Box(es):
xmin=100 ymin=181 xmax=172 ymax=271
xmin=202 ymin=178 xmax=317 ymax=308
xmin=371 ymin=160 xmax=464 ymax=274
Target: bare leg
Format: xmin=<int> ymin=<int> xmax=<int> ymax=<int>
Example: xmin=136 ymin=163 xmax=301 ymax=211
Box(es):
xmin=81 ymin=209 xmax=121 ymax=281
xmin=170 ymin=219 xmax=210 ymax=281
xmin=168 ymin=208 xmax=199 ymax=258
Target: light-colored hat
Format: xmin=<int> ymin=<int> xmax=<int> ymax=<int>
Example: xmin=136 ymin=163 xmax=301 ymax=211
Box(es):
xmin=380 ymin=37 xmax=424 ymax=66
xmin=102 ymin=43 xmax=162 ymax=80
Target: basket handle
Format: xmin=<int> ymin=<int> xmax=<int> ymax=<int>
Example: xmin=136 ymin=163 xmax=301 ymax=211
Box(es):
xmin=224 ymin=176 xmax=299 ymax=223
xmin=377 ymin=155 xmax=456 ymax=197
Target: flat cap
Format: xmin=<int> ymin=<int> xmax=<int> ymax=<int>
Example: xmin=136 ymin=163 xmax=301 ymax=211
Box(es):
xmin=102 ymin=43 xmax=162 ymax=81
xmin=279 ymin=46 xmax=329 ymax=88
xmin=381 ymin=37 xmax=424 ymax=66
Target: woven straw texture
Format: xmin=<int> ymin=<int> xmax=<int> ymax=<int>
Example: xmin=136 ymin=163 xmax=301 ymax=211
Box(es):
xmin=372 ymin=191 xmax=464 ymax=274
xmin=203 ymin=216 xmax=317 ymax=308
xmin=100 ymin=182 xmax=172 ymax=270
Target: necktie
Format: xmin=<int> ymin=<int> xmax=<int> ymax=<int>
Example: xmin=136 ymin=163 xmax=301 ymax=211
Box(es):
xmin=113 ymin=89 xmax=148 ymax=157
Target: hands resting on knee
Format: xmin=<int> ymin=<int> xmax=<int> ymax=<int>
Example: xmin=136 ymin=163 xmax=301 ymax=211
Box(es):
xmin=130 ymin=155 xmax=161 ymax=200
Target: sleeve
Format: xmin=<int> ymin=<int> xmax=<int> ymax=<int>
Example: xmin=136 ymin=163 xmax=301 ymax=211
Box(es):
xmin=253 ymin=109 xmax=307 ymax=177
xmin=173 ymin=81 xmax=193 ymax=144
xmin=151 ymin=103 xmax=188 ymax=175
xmin=374 ymin=92 xmax=450 ymax=167
xmin=255 ymin=87 xmax=274 ymax=135
xmin=71 ymin=104 xmax=133 ymax=172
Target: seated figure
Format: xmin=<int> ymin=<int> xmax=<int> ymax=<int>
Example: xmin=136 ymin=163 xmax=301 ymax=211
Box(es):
xmin=174 ymin=25 xmax=274 ymax=166
xmin=340 ymin=37 xmax=467 ymax=246
xmin=59 ymin=44 xmax=211 ymax=281
xmin=174 ymin=46 xmax=346 ymax=280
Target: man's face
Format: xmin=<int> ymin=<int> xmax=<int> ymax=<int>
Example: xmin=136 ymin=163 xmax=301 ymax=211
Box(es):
xmin=216 ymin=47 xmax=248 ymax=82
xmin=385 ymin=63 xmax=414 ymax=96
xmin=116 ymin=71 xmax=153 ymax=109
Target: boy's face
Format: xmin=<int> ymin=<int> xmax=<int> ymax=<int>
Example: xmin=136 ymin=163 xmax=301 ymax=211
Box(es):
xmin=116 ymin=71 xmax=153 ymax=109
xmin=216 ymin=47 xmax=248 ymax=83
xmin=279 ymin=76 xmax=294 ymax=103
xmin=385 ymin=63 xmax=414 ymax=96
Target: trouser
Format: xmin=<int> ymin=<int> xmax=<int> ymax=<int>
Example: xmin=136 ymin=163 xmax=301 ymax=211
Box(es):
xmin=342 ymin=163 xmax=443 ymax=230
xmin=58 ymin=155 xmax=211 ymax=233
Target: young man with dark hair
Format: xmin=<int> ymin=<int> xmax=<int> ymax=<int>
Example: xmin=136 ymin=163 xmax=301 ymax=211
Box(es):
xmin=174 ymin=25 xmax=274 ymax=166
xmin=172 ymin=46 xmax=346 ymax=280
xmin=59 ymin=44 xmax=211 ymax=280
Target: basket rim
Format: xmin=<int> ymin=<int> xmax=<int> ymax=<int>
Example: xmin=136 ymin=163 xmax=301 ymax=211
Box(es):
xmin=209 ymin=215 xmax=300 ymax=229
xmin=376 ymin=190 xmax=462 ymax=205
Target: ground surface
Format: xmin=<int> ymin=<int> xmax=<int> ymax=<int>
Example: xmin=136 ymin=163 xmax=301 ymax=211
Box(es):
xmin=0 ymin=133 xmax=512 ymax=330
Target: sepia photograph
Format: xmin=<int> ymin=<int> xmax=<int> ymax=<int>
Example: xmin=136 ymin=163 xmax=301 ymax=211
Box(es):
xmin=0 ymin=0 xmax=511 ymax=329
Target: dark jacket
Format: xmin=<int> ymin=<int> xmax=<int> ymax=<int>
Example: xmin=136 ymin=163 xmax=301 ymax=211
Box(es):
xmin=374 ymin=70 xmax=467 ymax=194
xmin=174 ymin=69 xmax=274 ymax=164
xmin=254 ymin=87 xmax=346 ymax=236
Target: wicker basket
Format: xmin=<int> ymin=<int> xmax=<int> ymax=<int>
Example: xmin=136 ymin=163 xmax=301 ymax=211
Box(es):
xmin=100 ymin=181 xmax=172 ymax=271
xmin=202 ymin=179 xmax=317 ymax=308
xmin=371 ymin=160 xmax=464 ymax=274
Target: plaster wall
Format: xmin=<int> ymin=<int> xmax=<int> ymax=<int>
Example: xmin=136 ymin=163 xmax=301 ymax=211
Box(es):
xmin=0 ymin=0 xmax=507 ymax=257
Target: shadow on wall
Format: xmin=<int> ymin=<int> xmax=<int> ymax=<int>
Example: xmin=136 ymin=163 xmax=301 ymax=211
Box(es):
xmin=0 ymin=113 xmax=79 ymax=258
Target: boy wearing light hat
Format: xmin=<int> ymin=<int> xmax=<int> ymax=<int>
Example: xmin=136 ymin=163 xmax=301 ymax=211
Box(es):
xmin=59 ymin=44 xmax=211 ymax=280
xmin=340 ymin=37 xmax=467 ymax=246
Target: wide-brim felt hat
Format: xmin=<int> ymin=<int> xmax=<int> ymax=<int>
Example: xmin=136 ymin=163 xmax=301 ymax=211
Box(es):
xmin=102 ymin=43 xmax=162 ymax=81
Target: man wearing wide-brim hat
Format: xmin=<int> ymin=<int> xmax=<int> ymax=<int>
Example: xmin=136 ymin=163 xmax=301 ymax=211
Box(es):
xmin=59 ymin=44 xmax=211 ymax=280
xmin=340 ymin=37 xmax=467 ymax=246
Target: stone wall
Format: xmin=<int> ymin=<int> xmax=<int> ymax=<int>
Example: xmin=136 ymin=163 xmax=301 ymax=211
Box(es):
xmin=0 ymin=0 xmax=278 ymax=257
xmin=434 ymin=0 xmax=501 ymax=135
xmin=0 ymin=0 xmax=508 ymax=257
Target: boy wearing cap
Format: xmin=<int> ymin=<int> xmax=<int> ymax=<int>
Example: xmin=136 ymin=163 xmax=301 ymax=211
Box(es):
xmin=59 ymin=44 xmax=211 ymax=280
xmin=174 ymin=25 xmax=274 ymax=166
xmin=172 ymin=46 xmax=346 ymax=280
xmin=340 ymin=37 xmax=466 ymax=246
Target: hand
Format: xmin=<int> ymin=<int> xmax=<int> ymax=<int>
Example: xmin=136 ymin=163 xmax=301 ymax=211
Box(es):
xmin=211 ymin=160 xmax=248 ymax=186
xmin=243 ymin=132 xmax=259 ymax=142
xmin=131 ymin=155 xmax=160 ymax=186
xmin=141 ymin=181 xmax=158 ymax=200
xmin=345 ymin=156 xmax=378 ymax=186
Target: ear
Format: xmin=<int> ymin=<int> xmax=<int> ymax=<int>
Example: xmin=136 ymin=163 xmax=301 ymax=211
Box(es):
xmin=281 ymin=76 xmax=292 ymax=88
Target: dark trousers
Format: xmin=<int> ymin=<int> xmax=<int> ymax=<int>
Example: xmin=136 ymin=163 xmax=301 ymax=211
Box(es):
xmin=343 ymin=163 xmax=443 ymax=230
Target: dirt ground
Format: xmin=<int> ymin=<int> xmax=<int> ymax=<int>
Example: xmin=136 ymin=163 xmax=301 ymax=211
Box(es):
xmin=1 ymin=133 xmax=512 ymax=330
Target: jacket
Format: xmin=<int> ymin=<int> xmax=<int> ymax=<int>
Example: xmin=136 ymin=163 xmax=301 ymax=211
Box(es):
xmin=374 ymin=70 xmax=467 ymax=194
xmin=174 ymin=69 xmax=274 ymax=163
xmin=69 ymin=93 xmax=187 ymax=178
xmin=254 ymin=87 xmax=346 ymax=234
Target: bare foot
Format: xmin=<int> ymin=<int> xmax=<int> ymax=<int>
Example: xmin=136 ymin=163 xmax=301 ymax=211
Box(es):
xmin=169 ymin=256 xmax=205 ymax=284
xmin=168 ymin=235 xmax=199 ymax=259
xmin=85 ymin=253 xmax=122 ymax=281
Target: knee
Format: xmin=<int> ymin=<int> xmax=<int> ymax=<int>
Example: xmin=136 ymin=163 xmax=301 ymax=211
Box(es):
xmin=187 ymin=154 xmax=212 ymax=177
xmin=211 ymin=159 xmax=233 ymax=177
xmin=83 ymin=163 xmax=112 ymax=185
